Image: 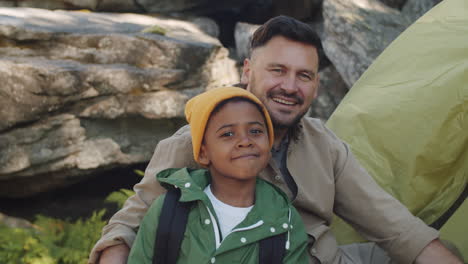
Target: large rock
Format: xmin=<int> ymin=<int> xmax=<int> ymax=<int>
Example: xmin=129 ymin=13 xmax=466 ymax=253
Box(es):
xmin=402 ymin=0 xmax=442 ymax=23
xmin=271 ymin=0 xmax=322 ymax=20
xmin=0 ymin=212 xmax=32 ymax=228
xmin=6 ymin=0 xmax=100 ymax=10
xmin=234 ymin=22 xmax=260 ymax=61
xmin=378 ymin=0 xmax=407 ymax=9
xmin=322 ymin=0 xmax=441 ymax=88
xmin=137 ymin=0 xmax=209 ymax=13
xmin=309 ymin=65 xmax=348 ymax=121
xmin=1 ymin=0 xmax=256 ymax=15
xmin=322 ymin=0 xmax=407 ymax=88
xmin=0 ymin=8 xmax=238 ymax=197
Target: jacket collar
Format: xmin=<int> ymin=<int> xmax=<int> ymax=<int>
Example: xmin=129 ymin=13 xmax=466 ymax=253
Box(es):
xmin=157 ymin=168 xmax=291 ymax=219
xmin=157 ymin=167 xmax=210 ymax=202
xmin=156 ymin=167 xmax=294 ymax=254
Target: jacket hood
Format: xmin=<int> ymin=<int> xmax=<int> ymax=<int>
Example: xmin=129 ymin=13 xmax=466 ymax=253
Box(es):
xmin=157 ymin=168 xmax=291 ymax=220
xmin=156 ymin=168 xmax=295 ymax=253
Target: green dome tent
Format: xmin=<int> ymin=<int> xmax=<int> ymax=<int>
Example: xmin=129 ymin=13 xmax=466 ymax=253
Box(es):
xmin=326 ymin=0 xmax=467 ymax=260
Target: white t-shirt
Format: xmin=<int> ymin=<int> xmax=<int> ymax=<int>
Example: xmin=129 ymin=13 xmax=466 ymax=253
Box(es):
xmin=204 ymin=185 xmax=254 ymax=239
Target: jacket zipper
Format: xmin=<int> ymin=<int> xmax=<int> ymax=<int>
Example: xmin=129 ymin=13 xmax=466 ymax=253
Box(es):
xmin=205 ymin=206 xmax=292 ymax=251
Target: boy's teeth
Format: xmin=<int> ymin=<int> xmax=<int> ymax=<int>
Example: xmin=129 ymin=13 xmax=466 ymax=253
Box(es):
xmin=273 ymin=98 xmax=295 ymax=105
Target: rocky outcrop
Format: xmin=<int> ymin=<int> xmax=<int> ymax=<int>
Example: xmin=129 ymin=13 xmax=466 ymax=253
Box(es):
xmin=378 ymin=0 xmax=407 ymax=9
xmin=0 ymin=8 xmax=238 ymax=197
xmin=402 ymin=0 xmax=442 ymax=23
xmin=234 ymin=22 xmax=259 ymax=61
xmin=310 ymin=65 xmax=348 ymax=121
xmin=322 ymin=0 xmax=409 ymax=88
xmin=270 ymin=0 xmax=322 ymax=20
xmin=0 ymin=212 xmax=33 ymax=228
xmin=322 ymin=0 xmax=441 ymax=87
xmin=1 ymin=0 xmax=256 ymax=14
xmin=0 ymin=0 xmax=444 ymax=198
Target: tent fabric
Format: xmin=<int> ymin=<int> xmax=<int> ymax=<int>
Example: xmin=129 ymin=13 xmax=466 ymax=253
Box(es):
xmin=440 ymin=199 xmax=468 ymax=261
xmin=326 ymin=0 xmax=467 ymax=260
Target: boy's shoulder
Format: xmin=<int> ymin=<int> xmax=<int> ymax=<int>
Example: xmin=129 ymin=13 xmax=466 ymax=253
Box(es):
xmin=157 ymin=167 xmax=196 ymax=180
xmin=157 ymin=167 xmax=209 ymax=191
xmin=254 ymin=178 xmax=292 ymax=212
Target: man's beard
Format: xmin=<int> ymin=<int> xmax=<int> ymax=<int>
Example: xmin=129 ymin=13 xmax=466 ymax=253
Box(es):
xmin=248 ymin=73 xmax=310 ymax=129
xmin=266 ymin=89 xmax=308 ymax=129
xmin=270 ymin=108 xmax=308 ymax=129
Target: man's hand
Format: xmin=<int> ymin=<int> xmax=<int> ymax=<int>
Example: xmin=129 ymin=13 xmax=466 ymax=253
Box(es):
xmin=414 ymin=239 xmax=463 ymax=264
xmin=98 ymin=244 xmax=130 ymax=264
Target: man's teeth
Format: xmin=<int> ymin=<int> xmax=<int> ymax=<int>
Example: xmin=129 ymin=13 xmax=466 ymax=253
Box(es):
xmin=273 ymin=98 xmax=295 ymax=105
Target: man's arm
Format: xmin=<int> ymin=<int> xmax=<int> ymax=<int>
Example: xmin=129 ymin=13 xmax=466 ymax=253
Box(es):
xmin=91 ymin=171 xmax=165 ymax=264
xmin=88 ymin=125 xmax=198 ymax=264
xmin=328 ymin=132 xmax=439 ymax=264
xmin=324 ymin=123 xmax=465 ymax=264
xmin=99 ymin=244 xmax=130 ymax=264
xmin=414 ymin=239 xmax=463 ymax=264
xmin=127 ymin=194 xmax=167 ymax=264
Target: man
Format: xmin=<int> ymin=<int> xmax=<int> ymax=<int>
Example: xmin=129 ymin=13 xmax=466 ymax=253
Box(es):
xmin=89 ymin=16 xmax=462 ymax=264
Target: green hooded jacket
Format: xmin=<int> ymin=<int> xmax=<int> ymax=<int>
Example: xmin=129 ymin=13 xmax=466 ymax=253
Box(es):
xmin=128 ymin=168 xmax=309 ymax=264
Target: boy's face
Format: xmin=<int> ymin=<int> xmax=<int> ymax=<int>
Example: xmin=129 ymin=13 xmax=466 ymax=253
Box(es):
xmin=199 ymin=100 xmax=270 ymax=182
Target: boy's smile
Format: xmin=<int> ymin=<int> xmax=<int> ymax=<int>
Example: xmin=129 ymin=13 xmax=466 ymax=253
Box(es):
xmin=198 ymin=100 xmax=270 ymax=183
xmin=232 ymin=153 xmax=260 ymax=160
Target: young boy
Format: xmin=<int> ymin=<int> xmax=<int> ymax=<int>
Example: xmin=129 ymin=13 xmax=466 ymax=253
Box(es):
xmin=127 ymin=86 xmax=309 ymax=264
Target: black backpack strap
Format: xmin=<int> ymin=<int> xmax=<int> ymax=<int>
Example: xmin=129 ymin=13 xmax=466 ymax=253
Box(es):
xmin=259 ymin=233 xmax=287 ymax=264
xmin=153 ymin=188 xmax=192 ymax=264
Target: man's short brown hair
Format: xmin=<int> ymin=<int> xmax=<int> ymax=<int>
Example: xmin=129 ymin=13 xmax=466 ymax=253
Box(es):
xmin=250 ymin=15 xmax=324 ymax=69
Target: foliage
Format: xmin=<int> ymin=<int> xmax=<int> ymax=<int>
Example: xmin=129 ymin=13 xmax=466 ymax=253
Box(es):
xmin=104 ymin=170 xmax=140 ymax=208
xmin=0 ymin=226 xmax=54 ymax=264
xmin=0 ymin=210 xmax=107 ymax=264
xmin=105 ymin=188 xmax=135 ymax=208
xmin=104 ymin=169 xmax=139 ymax=208
xmin=134 ymin=169 xmax=145 ymax=177
xmin=141 ymin=25 xmax=167 ymax=35
xmin=0 ymin=169 xmax=142 ymax=263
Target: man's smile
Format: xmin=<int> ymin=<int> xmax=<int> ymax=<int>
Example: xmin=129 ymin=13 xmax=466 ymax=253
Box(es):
xmin=272 ymin=97 xmax=297 ymax=105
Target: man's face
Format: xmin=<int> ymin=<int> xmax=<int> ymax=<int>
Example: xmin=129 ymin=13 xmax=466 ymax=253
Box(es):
xmin=242 ymin=36 xmax=320 ymax=129
xmin=199 ymin=100 xmax=270 ymax=182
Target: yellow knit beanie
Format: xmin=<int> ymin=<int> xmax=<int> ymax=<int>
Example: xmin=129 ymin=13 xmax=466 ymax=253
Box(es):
xmin=185 ymin=86 xmax=274 ymax=163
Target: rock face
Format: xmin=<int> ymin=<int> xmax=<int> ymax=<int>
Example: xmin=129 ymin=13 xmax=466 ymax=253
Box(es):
xmin=1 ymin=0 xmax=257 ymax=14
xmin=402 ymin=0 xmax=442 ymax=22
xmin=0 ymin=212 xmax=32 ymax=228
xmin=322 ymin=0 xmax=409 ymax=88
xmin=310 ymin=65 xmax=348 ymax=121
xmin=234 ymin=22 xmax=260 ymax=61
xmin=322 ymin=0 xmax=441 ymax=87
xmin=0 ymin=0 xmax=444 ymax=198
xmin=0 ymin=8 xmax=238 ymax=197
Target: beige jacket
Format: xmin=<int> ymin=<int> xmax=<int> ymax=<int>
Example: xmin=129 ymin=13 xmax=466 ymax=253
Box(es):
xmin=89 ymin=117 xmax=438 ymax=264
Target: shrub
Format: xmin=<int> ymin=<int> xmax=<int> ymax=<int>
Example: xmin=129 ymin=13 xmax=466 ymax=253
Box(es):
xmin=0 ymin=208 xmax=108 ymax=264
xmin=0 ymin=170 xmax=140 ymax=264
